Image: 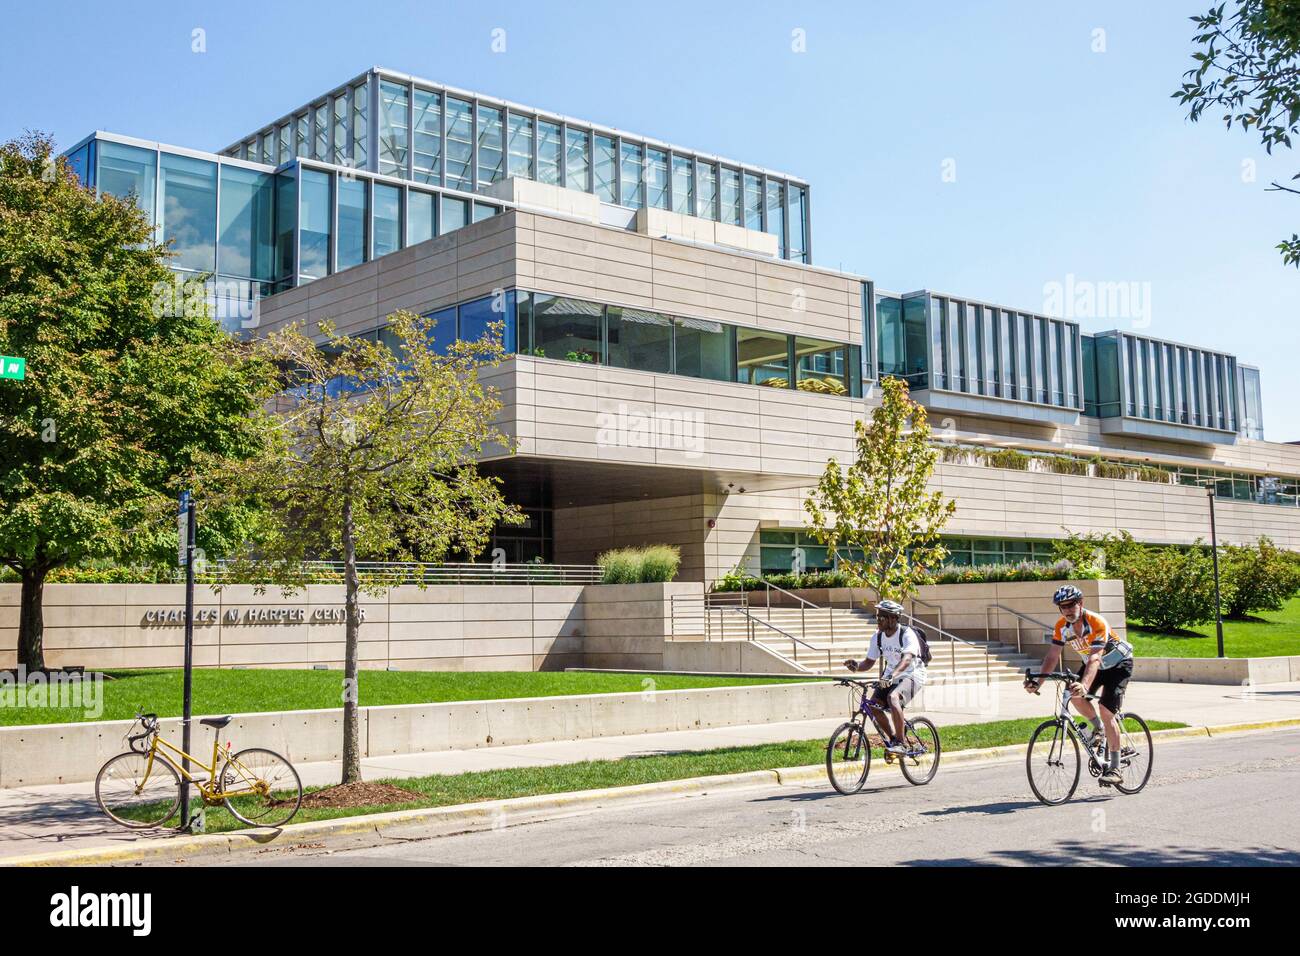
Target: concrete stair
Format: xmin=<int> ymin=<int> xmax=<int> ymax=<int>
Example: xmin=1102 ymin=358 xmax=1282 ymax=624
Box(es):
xmin=678 ymin=604 xmax=1035 ymax=682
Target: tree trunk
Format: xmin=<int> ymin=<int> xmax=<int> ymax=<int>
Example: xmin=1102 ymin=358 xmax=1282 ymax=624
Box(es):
xmin=18 ymin=566 xmax=47 ymax=673
xmin=340 ymin=496 xmax=362 ymax=784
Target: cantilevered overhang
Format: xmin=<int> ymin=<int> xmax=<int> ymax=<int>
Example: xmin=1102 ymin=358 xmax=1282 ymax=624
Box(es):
xmin=1100 ymin=416 xmax=1237 ymax=447
xmin=911 ymin=389 xmax=1082 ymax=426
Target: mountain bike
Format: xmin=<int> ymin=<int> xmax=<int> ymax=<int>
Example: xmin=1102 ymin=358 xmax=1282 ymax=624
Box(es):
xmin=825 ymin=677 xmax=941 ymax=794
xmin=95 ymin=711 xmax=303 ymax=829
xmin=1023 ymin=670 xmax=1153 ymax=806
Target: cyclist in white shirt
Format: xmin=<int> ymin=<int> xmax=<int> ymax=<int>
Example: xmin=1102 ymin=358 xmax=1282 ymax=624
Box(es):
xmin=844 ymin=600 xmax=927 ymax=755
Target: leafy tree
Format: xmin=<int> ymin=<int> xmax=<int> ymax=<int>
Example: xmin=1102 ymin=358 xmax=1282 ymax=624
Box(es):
xmin=803 ymin=376 xmax=955 ymax=602
xmin=0 ymin=132 xmax=271 ymax=671
xmin=1174 ymin=1 xmax=1300 ymax=264
xmin=1221 ymin=535 xmax=1300 ymax=617
xmin=200 ymin=311 xmax=521 ymax=784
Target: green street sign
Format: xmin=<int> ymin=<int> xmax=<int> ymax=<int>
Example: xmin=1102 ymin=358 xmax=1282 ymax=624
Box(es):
xmin=0 ymin=356 xmax=25 ymax=381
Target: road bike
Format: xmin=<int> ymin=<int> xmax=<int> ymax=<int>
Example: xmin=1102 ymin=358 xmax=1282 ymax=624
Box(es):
xmin=825 ymin=677 xmax=941 ymax=793
xmin=1023 ymin=669 xmax=1153 ymax=806
xmin=95 ymin=711 xmax=303 ymax=829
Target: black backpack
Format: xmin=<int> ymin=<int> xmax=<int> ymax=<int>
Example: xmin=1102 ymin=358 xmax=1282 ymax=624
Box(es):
xmin=912 ymin=626 xmax=933 ymax=665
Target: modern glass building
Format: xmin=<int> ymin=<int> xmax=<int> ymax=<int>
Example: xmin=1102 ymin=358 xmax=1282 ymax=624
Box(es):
xmin=58 ymin=64 xmax=1300 ymax=581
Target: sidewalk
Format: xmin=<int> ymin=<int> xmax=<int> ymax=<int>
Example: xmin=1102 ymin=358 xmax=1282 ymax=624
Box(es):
xmin=3 ymin=678 xmax=1298 ymax=862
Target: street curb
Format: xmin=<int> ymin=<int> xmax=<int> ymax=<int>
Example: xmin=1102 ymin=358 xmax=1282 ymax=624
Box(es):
xmin=6 ymin=716 xmax=1299 ymax=867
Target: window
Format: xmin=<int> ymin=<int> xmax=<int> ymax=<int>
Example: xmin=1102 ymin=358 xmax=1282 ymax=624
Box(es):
xmin=789 ymin=187 xmax=808 ymax=261
xmin=477 ymin=105 xmax=504 ymax=188
xmin=218 ymin=165 xmax=275 ymax=282
xmin=672 ymin=155 xmax=694 ymax=215
xmin=1048 ymin=321 xmax=1062 ymax=405
xmin=721 ymin=168 xmax=742 ymax=226
xmin=1016 ymin=315 xmax=1032 ymax=401
xmin=594 ymin=135 xmax=617 ymax=202
xmin=759 ymin=529 xmax=833 ymax=574
xmin=423 ymin=305 xmax=457 ymax=355
xmin=412 ymin=88 xmax=441 ymax=184
xmin=407 ymin=190 xmax=435 ymax=246
xmin=507 ymin=113 xmax=534 ymax=180
xmin=337 ymin=177 xmax=367 ymax=270
xmin=1240 ymin=365 xmax=1264 ymax=439
xmin=97 ymin=140 xmax=156 ymax=223
xmin=999 ymin=310 xmax=1015 ymax=399
xmin=607 ymin=307 xmax=671 ymax=372
xmin=298 ymin=169 xmax=332 ymax=281
xmin=537 ymin=121 xmax=562 ymax=186
xmin=795 ymin=337 xmax=847 ymax=395
xmin=673 ymin=316 xmax=732 ymax=381
xmin=1032 ymin=317 xmax=1048 ymax=404
xmin=332 ymin=91 xmax=349 ymax=165
xmin=352 ymin=81 xmax=368 ymax=169
xmin=277 ymin=121 xmax=291 ymax=166
xmin=472 ymin=202 xmax=499 ymax=223
xmin=373 ymin=183 xmax=401 ymax=258
xmin=964 ymin=304 xmax=979 ymax=394
xmin=697 ymin=162 xmax=718 ymax=220
xmin=275 ymin=167 xmax=296 ymax=284
xmin=743 ymin=173 xmax=762 ymax=230
xmin=459 ymin=292 xmax=516 ymax=352
xmin=565 ymin=128 xmax=590 ymax=192
xmin=445 ymin=98 xmax=473 ymax=190
xmin=295 ymin=114 xmax=309 ymax=158
xmin=646 ymin=148 xmax=669 ymax=209
xmin=312 ymin=102 xmax=330 ymax=161
xmin=441 ymin=195 xmax=468 ymax=233
xmin=737 ymin=328 xmax=789 ymax=387
xmin=765 ymin=180 xmax=786 ymax=256
xmin=619 ymin=141 xmax=644 ymax=208
xmin=532 ymin=294 xmax=603 ymax=362
xmin=159 ymin=153 xmax=217 ymax=272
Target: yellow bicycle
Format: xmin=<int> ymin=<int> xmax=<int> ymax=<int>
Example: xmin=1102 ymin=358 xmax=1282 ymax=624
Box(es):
xmin=95 ymin=711 xmax=303 ymax=829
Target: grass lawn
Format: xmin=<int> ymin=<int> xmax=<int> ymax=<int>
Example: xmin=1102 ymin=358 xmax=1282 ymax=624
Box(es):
xmin=124 ymin=715 xmax=1185 ymax=833
xmin=1129 ymin=595 xmax=1300 ymax=658
xmin=0 ymin=669 xmax=816 ymax=727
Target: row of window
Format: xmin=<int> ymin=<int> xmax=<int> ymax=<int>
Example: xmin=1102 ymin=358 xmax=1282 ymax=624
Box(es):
xmin=1086 ymin=332 xmax=1239 ymax=432
xmin=757 ymin=530 xmax=1056 ymax=573
xmin=226 ymin=72 xmax=811 ymax=262
xmin=293 ymin=165 xmax=500 ymax=283
xmin=877 ymin=294 xmax=1083 ymax=411
xmin=353 ymin=289 xmax=863 ymax=397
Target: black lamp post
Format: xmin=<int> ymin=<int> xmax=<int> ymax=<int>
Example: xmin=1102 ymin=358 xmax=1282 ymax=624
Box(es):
xmin=1205 ymin=483 xmax=1226 ymax=659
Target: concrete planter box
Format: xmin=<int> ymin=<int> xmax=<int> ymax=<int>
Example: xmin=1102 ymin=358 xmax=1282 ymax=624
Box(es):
xmin=1132 ymin=655 xmax=1300 ymax=685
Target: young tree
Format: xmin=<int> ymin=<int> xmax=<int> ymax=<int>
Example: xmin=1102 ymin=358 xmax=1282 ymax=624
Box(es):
xmin=1222 ymin=535 xmax=1300 ymax=617
xmin=1174 ymin=1 xmax=1300 ymax=264
xmin=804 ymin=376 xmax=955 ymax=602
xmin=202 ymin=310 xmax=521 ymax=784
xmin=0 ymin=133 xmax=271 ymax=671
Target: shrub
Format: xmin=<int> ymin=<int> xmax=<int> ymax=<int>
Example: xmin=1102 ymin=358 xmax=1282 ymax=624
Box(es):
xmin=1221 ymin=537 xmax=1300 ymax=619
xmin=1124 ymin=544 xmax=1220 ymax=632
xmin=597 ymin=545 xmax=681 ymax=584
xmin=924 ymin=559 xmax=1094 ymax=586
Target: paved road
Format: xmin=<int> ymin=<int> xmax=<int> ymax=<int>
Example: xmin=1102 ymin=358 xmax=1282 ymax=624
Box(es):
xmin=190 ymin=729 xmax=1300 ymax=867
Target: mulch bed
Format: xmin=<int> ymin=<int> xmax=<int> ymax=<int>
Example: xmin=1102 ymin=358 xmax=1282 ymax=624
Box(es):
xmin=292 ymin=781 xmax=426 ymax=809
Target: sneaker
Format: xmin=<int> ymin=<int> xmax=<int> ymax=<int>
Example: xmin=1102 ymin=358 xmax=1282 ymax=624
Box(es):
xmin=884 ymin=739 xmax=907 ymax=756
xmin=1100 ymin=768 xmax=1123 ymax=786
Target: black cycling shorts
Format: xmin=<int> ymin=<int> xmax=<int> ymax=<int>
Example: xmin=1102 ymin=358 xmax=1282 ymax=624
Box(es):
xmin=1077 ymin=659 xmax=1133 ymax=714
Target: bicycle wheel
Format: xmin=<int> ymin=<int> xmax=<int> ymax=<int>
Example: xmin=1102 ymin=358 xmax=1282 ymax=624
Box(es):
xmin=899 ymin=717 xmax=941 ymax=786
xmin=826 ymin=721 xmax=872 ymax=795
xmin=95 ymin=752 xmax=181 ymax=829
xmin=221 ymin=748 xmax=303 ymax=828
xmin=1114 ymin=713 xmax=1153 ymax=795
xmin=1026 ymin=719 xmax=1081 ymax=806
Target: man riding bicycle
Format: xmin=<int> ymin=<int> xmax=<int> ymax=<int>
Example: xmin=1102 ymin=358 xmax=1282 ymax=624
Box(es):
xmin=1024 ymin=584 xmax=1134 ymax=785
xmin=844 ymin=599 xmax=927 ymax=756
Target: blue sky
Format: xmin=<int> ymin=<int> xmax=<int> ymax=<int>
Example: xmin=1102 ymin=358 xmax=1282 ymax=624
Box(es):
xmin=3 ymin=1 xmax=1297 ymax=438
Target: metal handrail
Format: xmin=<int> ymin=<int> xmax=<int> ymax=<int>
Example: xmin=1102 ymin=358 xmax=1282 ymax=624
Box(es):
xmin=909 ymin=594 xmax=944 ymax=632
xmin=898 ymin=609 xmax=991 ymax=684
xmin=726 ymin=605 xmax=831 ymax=672
xmin=193 ymin=559 xmax=603 ymax=586
xmin=984 ymin=604 xmax=1056 ymax=655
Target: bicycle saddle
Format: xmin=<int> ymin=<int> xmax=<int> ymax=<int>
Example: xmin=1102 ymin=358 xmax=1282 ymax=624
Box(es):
xmin=200 ymin=715 xmax=234 ymax=729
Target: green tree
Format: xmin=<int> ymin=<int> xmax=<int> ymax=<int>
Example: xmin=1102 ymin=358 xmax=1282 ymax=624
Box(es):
xmin=1221 ymin=535 xmax=1300 ymax=617
xmin=0 ymin=132 xmax=271 ymax=671
xmin=1174 ymin=0 xmax=1300 ymax=264
xmin=1124 ymin=543 xmax=1223 ymax=632
xmin=201 ymin=310 xmax=521 ymax=784
xmin=803 ymin=376 xmax=955 ymax=602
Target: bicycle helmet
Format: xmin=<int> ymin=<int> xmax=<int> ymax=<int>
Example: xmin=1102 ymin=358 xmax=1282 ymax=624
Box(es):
xmin=1052 ymin=584 xmax=1083 ymax=606
xmin=875 ymin=599 xmax=905 ymax=616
